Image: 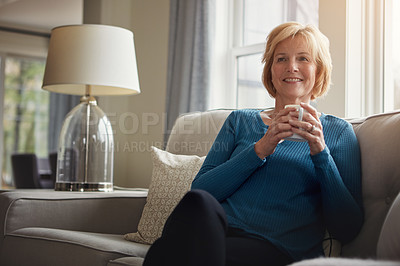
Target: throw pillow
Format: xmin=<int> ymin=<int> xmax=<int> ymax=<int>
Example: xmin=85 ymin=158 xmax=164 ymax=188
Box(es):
xmin=124 ymin=146 xmax=206 ymax=244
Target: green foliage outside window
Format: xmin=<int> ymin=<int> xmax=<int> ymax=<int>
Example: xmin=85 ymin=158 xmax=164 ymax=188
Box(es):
xmin=1 ymin=56 xmax=49 ymax=187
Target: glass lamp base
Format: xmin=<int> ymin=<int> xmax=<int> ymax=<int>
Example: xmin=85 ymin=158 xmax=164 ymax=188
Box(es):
xmin=55 ymin=182 xmax=113 ymax=192
xmin=55 ymin=95 xmax=114 ymax=192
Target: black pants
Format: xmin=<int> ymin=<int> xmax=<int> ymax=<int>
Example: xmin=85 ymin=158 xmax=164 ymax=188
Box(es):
xmin=143 ymin=190 xmax=293 ymax=266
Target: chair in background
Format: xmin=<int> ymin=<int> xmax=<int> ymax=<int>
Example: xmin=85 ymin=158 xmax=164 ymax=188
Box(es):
xmin=49 ymin=152 xmax=57 ymax=183
xmin=11 ymin=153 xmax=55 ymax=189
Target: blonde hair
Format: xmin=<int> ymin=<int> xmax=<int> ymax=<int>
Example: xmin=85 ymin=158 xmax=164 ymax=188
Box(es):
xmin=262 ymin=22 xmax=332 ymax=100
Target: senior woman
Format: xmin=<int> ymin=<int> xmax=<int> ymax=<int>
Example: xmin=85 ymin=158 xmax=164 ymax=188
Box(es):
xmin=144 ymin=22 xmax=363 ymax=266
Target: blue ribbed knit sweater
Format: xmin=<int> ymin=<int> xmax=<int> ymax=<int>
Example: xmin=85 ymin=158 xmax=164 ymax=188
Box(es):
xmin=191 ymin=109 xmax=364 ymax=261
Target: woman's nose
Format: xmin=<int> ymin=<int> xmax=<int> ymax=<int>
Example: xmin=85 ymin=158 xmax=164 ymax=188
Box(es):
xmin=287 ymin=60 xmax=299 ymax=72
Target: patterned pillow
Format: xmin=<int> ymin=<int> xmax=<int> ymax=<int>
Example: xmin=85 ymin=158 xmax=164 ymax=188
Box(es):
xmin=124 ymin=146 xmax=206 ymax=244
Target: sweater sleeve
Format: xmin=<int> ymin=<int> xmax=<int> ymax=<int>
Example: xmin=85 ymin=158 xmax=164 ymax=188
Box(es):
xmin=191 ymin=112 xmax=265 ymax=202
xmin=311 ymin=122 xmax=364 ymax=244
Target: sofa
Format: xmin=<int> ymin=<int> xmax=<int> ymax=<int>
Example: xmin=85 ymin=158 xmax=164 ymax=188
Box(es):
xmin=0 ymin=109 xmax=400 ymax=266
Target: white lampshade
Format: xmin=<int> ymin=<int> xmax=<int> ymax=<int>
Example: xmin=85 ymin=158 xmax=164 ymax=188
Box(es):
xmin=42 ymin=24 xmax=140 ymax=95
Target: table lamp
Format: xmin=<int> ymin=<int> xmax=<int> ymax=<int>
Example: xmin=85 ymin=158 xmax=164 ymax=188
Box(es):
xmin=42 ymin=24 xmax=140 ymax=192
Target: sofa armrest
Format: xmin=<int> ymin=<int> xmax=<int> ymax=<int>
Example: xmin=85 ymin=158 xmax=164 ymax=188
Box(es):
xmin=377 ymin=191 xmax=400 ymax=261
xmin=0 ymin=190 xmax=147 ymax=238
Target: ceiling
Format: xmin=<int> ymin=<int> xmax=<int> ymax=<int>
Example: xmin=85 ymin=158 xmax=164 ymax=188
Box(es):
xmin=0 ymin=0 xmax=83 ymax=34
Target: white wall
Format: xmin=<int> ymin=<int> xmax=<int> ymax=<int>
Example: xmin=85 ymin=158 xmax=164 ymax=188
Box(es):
xmin=84 ymin=0 xmax=169 ymax=188
xmin=317 ymin=0 xmax=366 ymax=118
xmin=317 ymin=0 xmax=347 ymax=118
xmin=122 ymin=0 xmax=169 ymax=188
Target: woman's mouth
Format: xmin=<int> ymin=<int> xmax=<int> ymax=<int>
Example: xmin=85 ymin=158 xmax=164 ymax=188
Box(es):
xmin=283 ymin=78 xmax=302 ymax=82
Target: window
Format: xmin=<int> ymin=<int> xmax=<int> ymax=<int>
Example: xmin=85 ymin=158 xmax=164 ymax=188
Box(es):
xmin=1 ymin=55 xmax=48 ymax=188
xmin=347 ymin=0 xmax=400 ymax=117
xmin=210 ymin=0 xmax=319 ymax=110
xmin=384 ymin=0 xmax=400 ymax=112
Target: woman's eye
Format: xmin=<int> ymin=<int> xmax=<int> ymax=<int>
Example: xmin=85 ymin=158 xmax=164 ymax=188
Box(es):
xmin=277 ymin=57 xmax=286 ymax=62
xmin=299 ymin=57 xmax=309 ymax=61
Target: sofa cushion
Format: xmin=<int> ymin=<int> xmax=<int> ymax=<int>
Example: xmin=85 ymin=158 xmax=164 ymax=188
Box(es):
xmin=342 ymin=111 xmax=400 ymax=258
xmin=377 ymin=191 xmax=400 ymax=261
xmin=0 ymin=227 xmax=149 ymax=266
xmin=124 ymin=146 xmax=205 ymax=244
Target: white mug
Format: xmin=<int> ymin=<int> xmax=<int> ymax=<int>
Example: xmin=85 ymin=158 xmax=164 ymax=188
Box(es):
xmin=284 ymin=104 xmax=306 ymax=142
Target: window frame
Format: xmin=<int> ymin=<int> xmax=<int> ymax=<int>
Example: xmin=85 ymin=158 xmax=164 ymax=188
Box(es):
xmin=209 ymin=0 xmax=271 ymax=110
xmin=362 ymin=0 xmax=385 ymax=116
xmin=382 ymin=0 xmax=399 ymax=112
xmin=346 ymin=0 xmax=396 ymax=117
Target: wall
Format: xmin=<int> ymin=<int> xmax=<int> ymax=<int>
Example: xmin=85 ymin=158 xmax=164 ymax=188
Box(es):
xmin=317 ymin=0 xmax=347 ymax=118
xmin=123 ymin=0 xmax=169 ymax=188
xmin=84 ymin=0 xmax=169 ymax=188
xmin=317 ymin=0 xmax=365 ymax=118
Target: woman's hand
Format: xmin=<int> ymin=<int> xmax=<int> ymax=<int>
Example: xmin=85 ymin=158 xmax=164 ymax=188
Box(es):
xmin=254 ymin=108 xmax=294 ymax=159
xmin=289 ymin=102 xmax=326 ymax=155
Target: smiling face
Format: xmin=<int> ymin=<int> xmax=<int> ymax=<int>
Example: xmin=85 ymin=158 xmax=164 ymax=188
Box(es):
xmin=271 ymin=36 xmax=317 ymax=104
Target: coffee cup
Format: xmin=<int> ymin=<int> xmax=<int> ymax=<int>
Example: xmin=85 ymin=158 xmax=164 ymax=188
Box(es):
xmin=284 ymin=104 xmax=306 ymax=142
